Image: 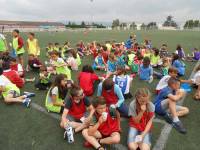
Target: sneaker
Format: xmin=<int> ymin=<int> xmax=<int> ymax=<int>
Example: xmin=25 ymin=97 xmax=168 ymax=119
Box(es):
xmin=163 ymin=113 xmax=173 ymax=124
xmin=172 ymin=121 xmax=187 ymax=134
xmin=148 ymin=76 xmax=154 ymax=83
xmin=23 ymin=98 xmax=31 ymax=108
xmin=24 ymin=92 xmax=35 ymax=98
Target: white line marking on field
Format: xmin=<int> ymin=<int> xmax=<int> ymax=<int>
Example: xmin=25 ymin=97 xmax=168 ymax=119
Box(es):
xmin=153 ymin=61 xmax=200 ymax=150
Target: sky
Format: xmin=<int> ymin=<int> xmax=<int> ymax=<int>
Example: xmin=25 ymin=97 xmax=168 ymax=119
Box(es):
xmin=0 ymin=0 xmax=199 ymax=24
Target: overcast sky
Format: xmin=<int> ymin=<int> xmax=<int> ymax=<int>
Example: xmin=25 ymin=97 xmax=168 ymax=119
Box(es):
xmin=0 ymin=0 xmax=199 ymax=24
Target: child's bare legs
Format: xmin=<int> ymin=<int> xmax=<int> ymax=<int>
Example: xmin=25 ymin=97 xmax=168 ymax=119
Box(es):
xmin=4 ymin=94 xmax=26 ymax=104
xmin=128 ymin=142 xmax=139 ymax=150
xmin=194 ymin=85 xmax=200 ymax=100
xmin=99 ymin=132 xmax=120 ymax=145
xmin=138 ymin=143 xmax=150 ymax=150
xmin=60 ymin=120 xmax=88 ymax=133
xmin=82 ymin=129 xmax=103 ymax=149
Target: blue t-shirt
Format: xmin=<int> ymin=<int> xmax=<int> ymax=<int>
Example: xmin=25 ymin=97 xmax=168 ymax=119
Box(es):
xmin=125 ymin=38 xmax=133 ymax=49
xmin=107 ymin=60 xmax=117 ymax=72
xmin=172 ymin=60 xmax=185 ymax=76
xmin=154 ymin=86 xmax=175 ymax=115
xmin=117 ymin=55 xmax=126 ymax=67
xmin=139 ymin=64 xmax=153 ymax=80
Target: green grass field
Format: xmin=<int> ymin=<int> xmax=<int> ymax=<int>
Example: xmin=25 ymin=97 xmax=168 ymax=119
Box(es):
xmin=0 ymin=30 xmax=200 ymax=150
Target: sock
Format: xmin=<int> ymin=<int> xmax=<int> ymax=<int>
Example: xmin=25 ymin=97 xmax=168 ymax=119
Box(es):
xmin=173 ymin=117 xmax=179 ymax=122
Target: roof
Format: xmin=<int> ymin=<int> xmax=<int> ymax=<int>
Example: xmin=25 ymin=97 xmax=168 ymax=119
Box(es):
xmin=0 ymin=20 xmax=65 ymax=26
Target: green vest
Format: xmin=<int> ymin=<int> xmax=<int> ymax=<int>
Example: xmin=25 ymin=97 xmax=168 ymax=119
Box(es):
xmin=13 ymin=37 xmax=25 ymax=55
xmin=76 ymin=54 xmax=81 ymax=66
xmin=45 ymin=88 xmax=63 ymax=113
xmin=2 ymin=84 xmax=20 ymax=98
xmin=40 ymin=73 xmax=51 ymax=84
xmin=0 ymin=38 xmax=6 ymax=52
xmin=54 ymin=61 xmax=71 ymax=79
xmin=128 ymin=54 xmax=135 ymax=66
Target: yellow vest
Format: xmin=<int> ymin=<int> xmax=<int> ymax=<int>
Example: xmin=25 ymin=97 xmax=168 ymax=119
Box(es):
xmin=27 ymin=38 xmax=40 ymax=55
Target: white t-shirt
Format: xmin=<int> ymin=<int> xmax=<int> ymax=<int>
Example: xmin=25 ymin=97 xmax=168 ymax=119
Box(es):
xmin=0 ymin=75 xmax=12 ymax=86
xmin=113 ymin=75 xmax=133 ymax=94
xmin=156 ymin=75 xmax=171 ymax=91
xmin=191 ymin=70 xmax=200 ymax=85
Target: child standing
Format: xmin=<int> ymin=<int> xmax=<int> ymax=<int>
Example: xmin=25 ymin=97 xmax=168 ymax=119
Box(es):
xmin=139 ymin=57 xmax=153 ymax=83
xmin=12 ymin=29 xmax=25 ymax=66
xmin=154 ymin=77 xmax=189 ymax=134
xmin=78 ymin=65 xmax=104 ymax=96
xmin=27 ymin=32 xmax=40 ymax=57
xmin=82 ymin=97 xmax=120 ymax=150
xmin=128 ymin=88 xmax=155 ymax=150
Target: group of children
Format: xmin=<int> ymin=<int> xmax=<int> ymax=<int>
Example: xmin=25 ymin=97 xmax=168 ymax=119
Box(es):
xmin=1 ymin=30 xmax=200 ymax=150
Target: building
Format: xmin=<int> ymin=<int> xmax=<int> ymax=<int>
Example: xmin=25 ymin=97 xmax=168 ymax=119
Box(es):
xmin=0 ymin=20 xmax=66 ymax=32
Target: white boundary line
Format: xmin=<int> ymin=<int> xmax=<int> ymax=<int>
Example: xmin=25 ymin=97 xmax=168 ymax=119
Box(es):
xmin=153 ymin=61 xmax=200 ymax=150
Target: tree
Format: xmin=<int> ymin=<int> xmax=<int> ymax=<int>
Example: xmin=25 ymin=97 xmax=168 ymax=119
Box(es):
xmin=194 ymin=20 xmax=200 ymax=27
xmin=147 ymin=22 xmax=158 ymax=30
xmin=163 ymin=15 xmax=178 ymax=28
xmin=112 ymin=19 xmax=120 ymax=29
xmin=81 ymin=21 xmax=86 ymax=27
xmin=184 ymin=20 xmax=200 ymax=29
xmin=140 ymin=23 xmax=147 ymax=30
xmin=130 ymin=22 xmax=137 ymax=30
xmin=120 ymin=22 xmax=127 ymax=29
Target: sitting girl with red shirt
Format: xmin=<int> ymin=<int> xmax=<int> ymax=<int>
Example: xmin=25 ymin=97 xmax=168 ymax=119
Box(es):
xmin=82 ymin=97 xmax=120 ymax=150
xmin=78 ymin=65 xmax=104 ymax=96
xmin=128 ymin=88 xmax=155 ymax=150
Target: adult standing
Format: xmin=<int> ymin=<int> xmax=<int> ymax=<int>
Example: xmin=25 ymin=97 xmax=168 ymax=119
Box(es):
xmin=12 ymin=29 xmax=25 ymax=66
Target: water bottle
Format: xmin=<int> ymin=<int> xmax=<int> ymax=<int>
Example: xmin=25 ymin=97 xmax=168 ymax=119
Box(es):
xmin=109 ymin=104 xmax=117 ymax=118
xmin=65 ymin=125 xmax=74 ymax=143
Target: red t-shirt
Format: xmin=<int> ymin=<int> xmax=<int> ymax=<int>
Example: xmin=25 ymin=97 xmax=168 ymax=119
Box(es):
xmin=78 ymin=72 xmax=99 ymax=96
xmin=3 ymin=70 xmax=24 ymax=88
xmin=102 ymin=51 xmax=108 ymax=63
xmin=96 ymin=108 xmax=120 ymax=137
xmin=129 ymin=101 xmax=155 ymax=132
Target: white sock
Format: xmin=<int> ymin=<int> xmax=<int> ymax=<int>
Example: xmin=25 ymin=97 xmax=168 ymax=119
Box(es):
xmin=173 ymin=117 xmax=179 ymax=122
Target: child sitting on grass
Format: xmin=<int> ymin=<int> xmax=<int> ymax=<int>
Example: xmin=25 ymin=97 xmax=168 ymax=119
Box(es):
xmin=92 ymin=50 xmax=107 ymax=71
xmin=49 ymin=50 xmax=71 ymax=79
xmin=107 ymin=53 xmax=118 ymax=77
xmin=78 ymin=65 xmax=104 ymax=96
xmin=60 ymin=86 xmax=95 ymax=141
xmin=97 ymin=78 xmax=129 ymax=117
xmin=10 ymin=57 xmax=24 ymax=77
xmin=82 ymin=96 xmax=120 ymax=150
xmin=128 ymin=88 xmax=155 ymax=150
xmin=150 ymin=48 xmax=161 ymax=67
xmin=139 ymin=57 xmax=153 ymax=83
xmin=113 ymin=66 xmax=133 ymax=99
xmin=156 ymin=67 xmax=178 ymax=94
xmin=26 ymin=54 xmax=42 ymax=72
xmin=180 ymin=64 xmax=200 ymax=100
xmin=45 ymin=74 xmax=72 ymax=113
xmin=172 ymin=54 xmax=185 ymax=76
xmin=35 ymin=66 xmax=51 ymax=90
xmin=66 ymin=49 xmax=78 ymax=71
xmin=154 ymin=77 xmax=189 ymax=134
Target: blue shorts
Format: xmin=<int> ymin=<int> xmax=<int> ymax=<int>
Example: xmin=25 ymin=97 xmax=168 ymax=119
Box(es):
xmin=155 ymin=102 xmax=166 ymax=116
xmin=127 ymin=127 xmax=151 ymax=146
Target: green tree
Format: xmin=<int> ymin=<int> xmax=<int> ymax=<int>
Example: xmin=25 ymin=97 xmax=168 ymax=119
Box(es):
xmin=112 ymin=19 xmax=120 ymax=29
xmin=163 ymin=15 xmax=178 ymax=28
xmin=130 ymin=22 xmax=137 ymax=30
